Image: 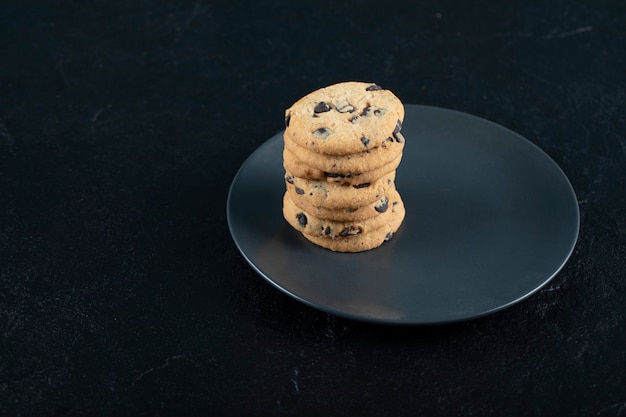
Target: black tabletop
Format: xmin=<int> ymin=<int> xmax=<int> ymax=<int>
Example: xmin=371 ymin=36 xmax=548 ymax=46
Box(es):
xmin=1 ymin=1 xmax=625 ymax=416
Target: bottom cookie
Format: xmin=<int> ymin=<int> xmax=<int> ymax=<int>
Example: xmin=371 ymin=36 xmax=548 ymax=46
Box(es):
xmin=299 ymin=194 xmax=405 ymax=253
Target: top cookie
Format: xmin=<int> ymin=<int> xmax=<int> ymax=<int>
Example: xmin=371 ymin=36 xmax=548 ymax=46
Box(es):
xmin=284 ymin=82 xmax=405 ymax=155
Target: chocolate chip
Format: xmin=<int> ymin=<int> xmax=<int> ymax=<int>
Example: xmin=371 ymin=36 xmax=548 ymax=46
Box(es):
xmin=381 ymin=137 xmax=393 ymax=149
xmin=324 ymin=226 xmax=331 ymax=235
xmin=339 ymin=226 xmax=362 ymax=237
xmin=296 ymin=213 xmax=307 ymax=227
xmin=324 ymin=172 xmax=351 ymax=179
xmin=353 ymin=183 xmax=370 ymax=189
xmin=313 ymin=127 xmax=331 ymax=139
xmin=366 ymin=84 xmax=383 ymax=91
xmin=375 ymin=196 xmax=389 ymax=213
xmin=336 ymin=101 xmax=355 ymax=113
xmin=361 ymin=106 xmax=372 ymax=116
xmin=285 ymin=175 xmax=294 ymax=184
xmin=314 ymin=101 xmax=331 ymax=113
xmin=295 ymin=187 xmax=305 ymax=195
xmin=384 ymin=232 xmax=394 ymax=241
xmin=374 ymin=109 xmax=386 ymax=117
xmin=393 ymin=132 xmax=405 ymax=143
xmin=361 ymin=136 xmax=370 ymax=146
xmin=392 ymin=120 xmax=403 ymax=141
xmin=394 ymin=119 xmax=402 ymax=133
xmin=349 ymin=116 xmax=359 ymax=124
xmin=285 ymin=113 xmax=291 ymax=127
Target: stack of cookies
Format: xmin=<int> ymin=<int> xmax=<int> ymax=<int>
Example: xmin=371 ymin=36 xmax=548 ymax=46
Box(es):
xmin=282 ymin=81 xmax=406 ymax=252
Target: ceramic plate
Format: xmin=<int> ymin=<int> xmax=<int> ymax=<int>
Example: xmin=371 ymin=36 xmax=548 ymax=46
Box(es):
xmin=226 ymin=105 xmax=580 ymax=325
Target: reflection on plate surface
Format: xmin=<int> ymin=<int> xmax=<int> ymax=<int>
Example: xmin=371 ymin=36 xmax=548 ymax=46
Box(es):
xmin=227 ymin=105 xmax=580 ymax=325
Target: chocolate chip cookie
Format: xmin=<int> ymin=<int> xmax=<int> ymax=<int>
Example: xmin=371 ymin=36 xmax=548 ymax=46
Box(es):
xmin=284 ymin=170 xmax=395 ymax=209
xmin=288 ymin=184 xmax=397 ymax=222
xmin=282 ymin=189 xmax=401 ymax=239
xmin=284 ymin=81 xmax=405 ymax=155
xmin=283 ymin=147 xmax=403 ymax=186
xmin=283 ymin=133 xmax=404 ymax=175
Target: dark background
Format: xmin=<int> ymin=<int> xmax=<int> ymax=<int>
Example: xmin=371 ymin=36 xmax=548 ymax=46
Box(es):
xmin=1 ymin=1 xmax=625 ymax=416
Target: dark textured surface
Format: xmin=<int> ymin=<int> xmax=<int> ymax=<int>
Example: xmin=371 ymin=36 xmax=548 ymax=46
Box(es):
xmin=1 ymin=1 xmax=625 ymax=416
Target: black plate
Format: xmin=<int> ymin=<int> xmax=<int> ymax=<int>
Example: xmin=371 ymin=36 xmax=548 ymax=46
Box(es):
xmin=226 ymin=105 xmax=580 ymax=325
